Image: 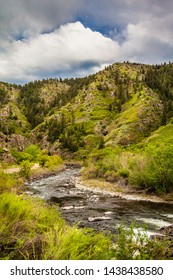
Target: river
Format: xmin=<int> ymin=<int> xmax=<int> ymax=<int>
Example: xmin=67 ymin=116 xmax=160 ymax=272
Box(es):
xmin=27 ymin=168 xmax=173 ymax=235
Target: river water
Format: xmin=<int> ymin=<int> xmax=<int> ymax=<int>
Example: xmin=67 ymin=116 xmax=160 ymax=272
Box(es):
xmin=28 ymin=168 xmax=173 ymax=235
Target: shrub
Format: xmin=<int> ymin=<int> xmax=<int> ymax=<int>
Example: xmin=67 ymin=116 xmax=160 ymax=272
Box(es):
xmin=11 ymin=145 xmax=41 ymax=164
xmin=129 ymin=144 xmax=173 ymax=193
xmin=39 ymin=155 xmax=63 ymax=170
xmin=118 ymin=169 xmax=129 ymax=178
xmin=11 ymin=149 xmax=32 ymax=163
xmin=104 ymin=170 xmax=118 ymax=182
xmin=80 ymin=164 xmax=99 ymax=179
xmin=19 ymin=160 xmax=33 ymax=179
xmin=24 ymin=145 xmax=41 ymax=162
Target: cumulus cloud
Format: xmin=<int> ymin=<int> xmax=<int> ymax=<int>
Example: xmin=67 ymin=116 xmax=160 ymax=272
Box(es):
xmin=120 ymin=15 xmax=173 ymax=64
xmin=0 ymin=22 xmax=120 ymax=83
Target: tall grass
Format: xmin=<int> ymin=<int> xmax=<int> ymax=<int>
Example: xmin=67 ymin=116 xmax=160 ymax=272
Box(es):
xmin=0 ymin=171 xmax=19 ymax=193
xmin=0 ymin=193 xmax=112 ymax=260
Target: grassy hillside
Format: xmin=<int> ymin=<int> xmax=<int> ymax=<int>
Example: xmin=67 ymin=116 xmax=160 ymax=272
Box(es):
xmin=1 ymin=62 xmax=173 ymax=194
xmin=0 ymin=82 xmax=30 ymax=134
xmin=31 ymin=63 xmax=164 ymax=159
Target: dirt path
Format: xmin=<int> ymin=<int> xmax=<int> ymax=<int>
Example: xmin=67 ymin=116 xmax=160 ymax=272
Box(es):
xmin=4 ymin=163 xmax=40 ymax=174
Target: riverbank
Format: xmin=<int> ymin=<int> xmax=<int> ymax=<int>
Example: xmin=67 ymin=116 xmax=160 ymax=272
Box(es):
xmin=29 ymin=164 xmax=66 ymax=181
xmin=4 ymin=162 xmax=173 ymax=203
xmin=27 ymin=164 xmax=173 ymax=204
xmin=76 ymin=176 xmax=173 ymax=242
xmin=76 ymin=177 xmax=173 ymax=204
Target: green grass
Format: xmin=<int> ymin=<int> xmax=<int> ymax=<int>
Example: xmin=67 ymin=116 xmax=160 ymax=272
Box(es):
xmin=143 ymin=123 xmax=173 ymax=146
xmin=105 ymin=88 xmax=163 ymax=146
xmin=0 ymin=192 xmax=112 ymax=260
xmin=0 ymin=171 xmax=19 ymax=193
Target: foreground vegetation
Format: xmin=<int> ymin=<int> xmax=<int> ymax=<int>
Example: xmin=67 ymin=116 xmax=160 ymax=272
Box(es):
xmin=0 ymin=165 xmax=172 ymax=260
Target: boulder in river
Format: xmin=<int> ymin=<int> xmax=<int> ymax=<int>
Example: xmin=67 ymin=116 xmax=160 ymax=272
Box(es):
xmin=88 ymin=216 xmax=112 ymax=222
xmin=62 ymin=206 xmax=74 ymax=210
xmin=104 ymin=211 xmax=113 ymax=215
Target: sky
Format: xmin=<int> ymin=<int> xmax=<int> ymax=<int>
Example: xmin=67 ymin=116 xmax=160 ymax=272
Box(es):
xmin=0 ymin=0 xmax=173 ymax=84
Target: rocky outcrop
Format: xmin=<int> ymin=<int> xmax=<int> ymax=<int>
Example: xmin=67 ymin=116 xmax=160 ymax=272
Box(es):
xmin=158 ymin=224 xmax=173 ymax=239
xmin=0 ymin=133 xmax=31 ymax=163
xmin=10 ymin=134 xmax=31 ymax=151
xmin=0 ymin=132 xmax=30 ymax=151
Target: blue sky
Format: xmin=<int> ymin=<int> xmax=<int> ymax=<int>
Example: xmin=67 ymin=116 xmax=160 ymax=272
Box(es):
xmin=0 ymin=0 xmax=173 ymax=84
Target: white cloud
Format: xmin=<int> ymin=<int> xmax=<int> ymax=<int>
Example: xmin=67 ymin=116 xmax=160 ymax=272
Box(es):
xmin=1 ymin=16 xmax=173 ymax=83
xmin=120 ymin=15 xmax=173 ymax=64
xmin=0 ymin=22 xmax=120 ymax=83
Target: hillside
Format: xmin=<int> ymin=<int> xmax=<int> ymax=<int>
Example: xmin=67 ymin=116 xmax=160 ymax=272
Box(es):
xmin=1 ymin=62 xmax=173 ymax=194
xmin=32 ymin=63 xmax=164 ymax=154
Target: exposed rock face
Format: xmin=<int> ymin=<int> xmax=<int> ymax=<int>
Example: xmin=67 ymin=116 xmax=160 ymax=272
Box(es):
xmin=9 ymin=134 xmax=31 ymax=151
xmin=0 ymin=133 xmax=30 ymax=151
xmin=0 ymin=133 xmax=31 ymax=163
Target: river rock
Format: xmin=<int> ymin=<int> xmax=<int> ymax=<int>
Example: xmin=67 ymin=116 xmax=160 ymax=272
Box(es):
xmin=158 ymin=224 xmax=173 ymax=237
xmin=65 ymin=163 xmax=81 ymax=169
xmin=24 ymin=191 xmax=34 ymax=196
xmin=104 ymin=211 xmax=113 ymax=215
xmin=150 ymin=233 xmax=166 ymax=240
xmin=62 ymin=206 xmax=74 ymax=210
xmin=75 ymin=206 xmax=85 ymax=209
xmin=88 ymin=216 xmax=112 ymax=222
xmin=151 ymin=224 xmax=173 ymax=243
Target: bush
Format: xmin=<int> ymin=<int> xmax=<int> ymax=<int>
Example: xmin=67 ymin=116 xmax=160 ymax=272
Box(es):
xmin=24 ymin=145 xmax=41 ymax=162
xmin=11 ymin=145 xmax=41 ymax=164
xmin=118 ymin=169 xmax=129 ymax=178
xmin=104 ymin=170 xmax=118 ymax=182
xmin=129 ymin=144 xmax=173 ymax=193
xmin=19 ymin=160 xmax=33 ymax=179
xmin=11 ymin=149 xmax=32 ymax=163
xmin=80 ymin=164 xmax=99 ymax=179
xmin=83 ymin=147 xmax=123 ymax=180
xmin=39 ymin=155 xmax=63 ymax=170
